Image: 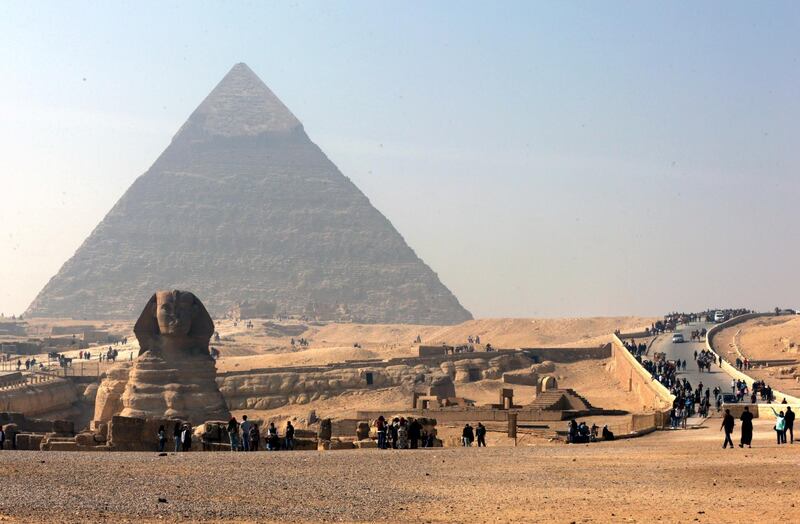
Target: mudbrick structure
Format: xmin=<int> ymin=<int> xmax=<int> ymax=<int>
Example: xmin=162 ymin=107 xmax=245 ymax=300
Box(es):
xmin=25 ymin=63 xmax=471 ymax=325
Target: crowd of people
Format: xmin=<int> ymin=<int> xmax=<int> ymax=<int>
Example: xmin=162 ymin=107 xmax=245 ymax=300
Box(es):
xmin=375 ymin=416 xmax=439 ymax=448
xmin=566 ymin=420 xmax=614 ymax=443
xmin=224 ymin=416 xmax=296 ymax=451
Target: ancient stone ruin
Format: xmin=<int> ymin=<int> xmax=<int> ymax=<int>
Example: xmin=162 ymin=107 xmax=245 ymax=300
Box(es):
xmin=94 ymin=290 xmax=230 ymax=425
xmin=25 ymin=62 xmax=472 ymax=325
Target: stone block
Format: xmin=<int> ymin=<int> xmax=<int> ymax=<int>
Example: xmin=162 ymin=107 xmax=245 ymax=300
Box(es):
xmin=14 ymin=433 xmax=43 ymax=450
xmin=354 ymin=439 xmax=377 ymax=449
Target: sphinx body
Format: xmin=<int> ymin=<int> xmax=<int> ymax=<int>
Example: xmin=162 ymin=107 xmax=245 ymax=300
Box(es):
xmin=94 ymin=291 xmax=230 ymax=425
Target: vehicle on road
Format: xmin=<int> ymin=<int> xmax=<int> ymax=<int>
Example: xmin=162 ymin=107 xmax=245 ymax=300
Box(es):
xmin=714 ymin=311 xmax=726 ymax=323
xmin=671 ymin=333 xmax=684 ymax=343
xmin=721 ymin=393 xmax=738 ymax=404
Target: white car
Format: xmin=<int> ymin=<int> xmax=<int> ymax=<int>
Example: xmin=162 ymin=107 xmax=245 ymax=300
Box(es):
xmin=714 ymin=311 xmax=725 ymax=323
xmin=672 ymin=333 xmax=684 ymax=343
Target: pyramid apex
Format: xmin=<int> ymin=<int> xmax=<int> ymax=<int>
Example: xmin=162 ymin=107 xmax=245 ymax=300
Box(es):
xmin=176 ymin=63 xmax=301 ymax=139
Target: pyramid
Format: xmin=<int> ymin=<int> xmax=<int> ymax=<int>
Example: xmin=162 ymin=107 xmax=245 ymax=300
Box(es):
xmin=26 ymin=63 xmax=472 ymax=325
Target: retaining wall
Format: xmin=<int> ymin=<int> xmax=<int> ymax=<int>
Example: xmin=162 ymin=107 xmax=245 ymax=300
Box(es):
xmin=0 ymin=379 xmax=78 ymax=416
xmin=610 ymin=335 xmax=674 ymax=413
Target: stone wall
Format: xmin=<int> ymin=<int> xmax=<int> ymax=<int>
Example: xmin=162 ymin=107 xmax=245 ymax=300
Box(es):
xmin=522 ymin=345 xmax=611 ymax=363
xmin=609 ymin=335 xmax=674 ymax=413
xmin=0 ymin=379 xmax=78 ymax=417
xmin=217 ymin=352 xmax=535 ymax=411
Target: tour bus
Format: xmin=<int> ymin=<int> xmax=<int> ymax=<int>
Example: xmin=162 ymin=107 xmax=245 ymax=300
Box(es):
xmin=714 ymin=311 xmax=725 ymax=323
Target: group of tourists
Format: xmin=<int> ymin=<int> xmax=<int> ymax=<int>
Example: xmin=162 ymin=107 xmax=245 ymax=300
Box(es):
xmin=461 ymin=422 xmax=487 ymax=446
xmin=375 ymin=416 xmax=436 ymax=449
xmin=694 ymin=349 xmax=717 ymax=372
xmin=566 ymin=420 xmax=614 ymax=443
xmin=734 ymin=357 xmax=752 ymax=371
xmin=226 ymin=416 xmax=295 ymax=451
xmin=290 ymin=338 xmax=309 ymax=348
xmin=720 ymin=406 xmax=796 ymax=448
xmin=157 ymin=422 xmax=194 ymax=452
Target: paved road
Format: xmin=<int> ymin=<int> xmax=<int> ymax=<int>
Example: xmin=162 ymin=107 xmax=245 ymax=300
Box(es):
xmin=648 ymin=321 xmax=734 ymax=396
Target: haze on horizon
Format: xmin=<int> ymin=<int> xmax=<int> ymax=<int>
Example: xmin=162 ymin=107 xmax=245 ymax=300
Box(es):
xmin=1 ymin=1 xmax=798 ymax=319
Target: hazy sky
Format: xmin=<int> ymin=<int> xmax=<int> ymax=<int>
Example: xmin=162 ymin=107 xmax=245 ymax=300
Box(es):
xmin=1 ymin=1 xmax=798 ymax=318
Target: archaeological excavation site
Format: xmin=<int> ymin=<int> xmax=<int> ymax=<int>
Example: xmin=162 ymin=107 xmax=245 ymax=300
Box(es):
xmin=0 ymin=63 xmax=671 ymax=453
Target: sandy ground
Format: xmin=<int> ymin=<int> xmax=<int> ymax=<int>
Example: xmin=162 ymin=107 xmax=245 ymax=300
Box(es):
xmin=0 ymin=419 xmax=797 ymax=523
xmin=714 ymin=315 xmax=800 ymax=397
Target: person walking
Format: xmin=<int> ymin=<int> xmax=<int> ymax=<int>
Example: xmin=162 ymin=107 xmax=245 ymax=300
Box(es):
xmin=462 ymin=423 xmax=474 ymax=447
xmin=173 ymin=421 xmax=182 ymax=452
xmin=157 ymin=425 xmax=167 ymax=452
xmin=720 ymin=409 xmax=735 ymax=449
xmin=784 ymin=406 xmax=795 ymax=443
xmin=227 ymin=417 xmax=239 ymax=451
xmin=476 ymin=422 xmax=487 ymax=447
xmin=771 ymin=408 xmax=786 ymax=444
xmin=739 ymin=406 xmax=753 ymax=448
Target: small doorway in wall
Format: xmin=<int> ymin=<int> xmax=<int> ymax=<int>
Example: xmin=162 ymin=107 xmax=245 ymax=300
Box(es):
xmin=365 ymin=372 xmax=374 ymax=385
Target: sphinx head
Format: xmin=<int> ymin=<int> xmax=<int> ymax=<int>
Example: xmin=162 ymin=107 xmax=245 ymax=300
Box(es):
xmin=134 ymin=290 xmax=214 ymax=354
xmin=155 ymin=290 xmax=195 ymax=336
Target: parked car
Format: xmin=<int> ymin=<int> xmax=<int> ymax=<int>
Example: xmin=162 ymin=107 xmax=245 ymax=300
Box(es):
xmin=721 ymin=393 xmax=738 ymax=404
xmin=714 ymin=311 xmax=726 ymax=323
xmin=672 ymin=333 xmax=684 ymax=343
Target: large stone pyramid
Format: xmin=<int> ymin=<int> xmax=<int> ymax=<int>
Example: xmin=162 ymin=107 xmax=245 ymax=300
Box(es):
xmin=26 ymin=63 xmax=472 ymax=324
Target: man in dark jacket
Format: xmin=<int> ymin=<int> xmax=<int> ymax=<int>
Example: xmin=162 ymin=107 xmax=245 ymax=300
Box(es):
xmin=462 ymin=424 xmax=474 ymax=447
xmin=408 ymin=419 xmax=422 ymax=449
xmin=475 ymin=422 xmax=487 ymax=447
xmin=785 ymin=406 xmax=795 ymax=443
xmin=720 ymin=409 xmax=735 ymax=448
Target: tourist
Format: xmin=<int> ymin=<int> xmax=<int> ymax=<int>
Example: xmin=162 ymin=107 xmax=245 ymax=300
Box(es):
xmin=248 ymin=422 xmax=260 ymax=451
xmin=784 ymin=406 xmax=795 ymax=443
xmin=376 ymin=416 xmax=387 ymax=450
xmin=285 ymin=421 xmax=295 ymax=450
xmin=266 ymin=422 xmax=279 ymax=451
xmin=475 ymin=422 xmax=487 ymax=447
xmin=771 ymin=408 xmax=786 ymax=444
xmin=739 ymin=407 xmax=753 ymax=448
xmin=227 ymin=417 xmax=239 ymax=451
xmin=408 ymin=418 xmax=422 ymax=449
xmin=568 ymin=420 xmax=578 ymax=443
xmin=181 ymin=423 xmax=192 ymax=451
xmin=396 ymin=418 xmax=409 ymax=449
xmin=720 ymin=409 xmax=735 ymax=449
xmin=0 ymin=425 xmax=4 ymax=450
xmin=462 ymin=423 xmax=474 ymax=447
xmin=602 ymin=425 xmax=614 ymax=440
xmin=389 ymin=418 xmax=399 ymax=449
xmin=157 ymin=425 xmax=167 ymax=452
xmin=240 ymin=415 xmax=252 ymax=452
xmin=173 ymin=421 xmax=182 ymax=452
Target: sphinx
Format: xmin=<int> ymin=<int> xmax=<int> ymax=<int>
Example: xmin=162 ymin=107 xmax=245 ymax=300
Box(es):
xmin=94 ymin=291 xmax=231 ymax=425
